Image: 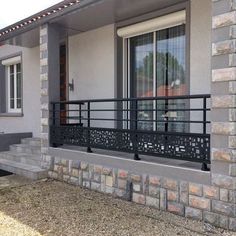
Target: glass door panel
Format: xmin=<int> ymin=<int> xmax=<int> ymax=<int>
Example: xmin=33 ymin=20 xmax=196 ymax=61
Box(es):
xmin=130 ymin=33 xmax=154 ymax=131
xmin=156 ymin=24 xmax=186 ymax=132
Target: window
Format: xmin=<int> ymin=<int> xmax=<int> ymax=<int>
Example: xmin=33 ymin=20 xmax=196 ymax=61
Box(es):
xmin=1 ymin=56 xmax=22 ymax=113
xmin=8 ymin=63 xmax=22 ymax=112
xmin=118 ymin=11 xmax=187 ymax=132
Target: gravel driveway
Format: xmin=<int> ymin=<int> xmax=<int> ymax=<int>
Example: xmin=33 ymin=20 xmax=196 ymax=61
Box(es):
xmin=0 ymin=177 xmax=234 ymax=236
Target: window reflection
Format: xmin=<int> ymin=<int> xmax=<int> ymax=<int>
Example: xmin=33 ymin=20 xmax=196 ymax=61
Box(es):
xmin=130 ymin=33 xmax=154 ymax=131
xmin=129 ymin=25 xmax=186 ymax=132
xmin=156 ymin=25 xmax=186 ymax=132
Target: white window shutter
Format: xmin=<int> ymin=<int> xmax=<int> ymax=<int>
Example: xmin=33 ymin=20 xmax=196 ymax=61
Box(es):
xmin=117 ymin=10 xmax=186 ymax=38
xmin=2 ymin=56 xmax=21 ymax=66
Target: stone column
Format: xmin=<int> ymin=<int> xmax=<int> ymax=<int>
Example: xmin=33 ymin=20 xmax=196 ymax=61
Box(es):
xmin=40 ymin=24 xmax=60 ymax=169
xmin=211 ymin=0 xmax=236 ymax=229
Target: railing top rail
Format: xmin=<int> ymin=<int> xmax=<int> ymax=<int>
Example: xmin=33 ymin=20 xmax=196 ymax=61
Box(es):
xmin=51 ymin=94 xmax=211 ymax=105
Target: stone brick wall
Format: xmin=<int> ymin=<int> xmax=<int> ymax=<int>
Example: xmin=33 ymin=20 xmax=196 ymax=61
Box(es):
xmin=40 ymin=24 xmax=60 ymax=170
xmin=211 ymin=0 xmax=236 ymax=198
xmin=48 ymin=158 xmax=236 ymax=231
xmin=40 ymin=25 xmax=51 ymax=169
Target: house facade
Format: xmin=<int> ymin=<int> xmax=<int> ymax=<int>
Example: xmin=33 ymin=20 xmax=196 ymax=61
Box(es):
xmin=0 ymin=0 xmax=235 ymax=231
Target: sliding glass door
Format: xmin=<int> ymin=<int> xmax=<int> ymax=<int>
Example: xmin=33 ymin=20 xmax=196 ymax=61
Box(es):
xmin=156 ymin=24 xmax=186 ymax=132
xmin=129 ymin=24 xmax=187 ymax=132
xmin=130 ymin=33 xmax=154 ymax=131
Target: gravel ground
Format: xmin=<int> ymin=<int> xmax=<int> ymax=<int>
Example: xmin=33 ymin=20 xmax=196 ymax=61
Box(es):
xmin=0 ymin=175 xmax=32 ymax=189
xmin=0 ymin=178 xmax=235 ymax=236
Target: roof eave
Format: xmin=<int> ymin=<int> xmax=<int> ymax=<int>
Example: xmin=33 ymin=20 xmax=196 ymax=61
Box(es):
xmin=0 ymin=0 xmax=100 ymax=43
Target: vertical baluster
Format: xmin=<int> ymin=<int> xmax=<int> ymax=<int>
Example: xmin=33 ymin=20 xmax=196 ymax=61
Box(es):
xmin=51 ymin=103 xmax=59 ymax=147
xmin=164 ymin=97 xmax=169 ymax=151
xmin=134 ymin=99 xmax=140 ymax=160
xmin=52 ymin=103 xmax=56 ymax=126
xmin=79 ymin=103 xmax=82 ymax=126
xmin=203 ymin=97 xmax=207 ymax=135
xmin=155 ymin=98 xmax=158 ymax=131
xmin=201 ymin=96 xmax=210 ymax=171
xmin=58 ymin=103 xmax=63 ymax=126
xmin=127 ymin=100 xmax=129 ymax=130
xmin=87 ymin=101 xmax=92 ymax=153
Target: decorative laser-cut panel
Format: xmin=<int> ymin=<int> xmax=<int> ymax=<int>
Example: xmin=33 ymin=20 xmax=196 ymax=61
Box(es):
xmin=51 ymin=125 xmax=210 ymax=164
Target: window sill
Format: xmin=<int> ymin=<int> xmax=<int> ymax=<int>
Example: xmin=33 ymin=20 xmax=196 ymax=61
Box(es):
xmin=0 ymin=113 xmax=23 ymax=117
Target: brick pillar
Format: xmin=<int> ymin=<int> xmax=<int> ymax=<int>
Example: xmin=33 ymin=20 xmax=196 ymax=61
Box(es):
xmin=40 ymin=24 xmax=60 ymax=169
xmin=211 ymin=1 xmax=236 ymax=229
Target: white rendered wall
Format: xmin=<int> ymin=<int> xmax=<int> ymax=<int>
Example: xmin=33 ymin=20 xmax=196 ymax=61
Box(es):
xmin=190 ymin=0 xmax=211 ymax=95
xmin=68 ymin=24 xmax=115 ymax=128
xmin=190 ymin=0 xmax=211 ymax=133
xmin=0 ymin=45 xmax=41 ymax=136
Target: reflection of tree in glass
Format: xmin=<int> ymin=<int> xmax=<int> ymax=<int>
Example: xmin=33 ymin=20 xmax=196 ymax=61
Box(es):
xmin=136 ymin=52 xmax=153 ymax=80
xmin=157 ymin=51 xmax=185 ymax=86
xmin=137 ymin=52 xmax=185 ymax=86
xmin=136 ymin=51 xmax=186 ymax=132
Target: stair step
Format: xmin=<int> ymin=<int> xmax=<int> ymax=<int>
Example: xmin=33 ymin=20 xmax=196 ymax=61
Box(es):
xmin=21 ymin=138 xmax=41 ymax=146
xmin=10 ymin=144 xmax=41 ymax=155
xmin=0 ymin=158 xmax=48 ymax=180
xmin=2 ymin=151 xmax=40 ymax=160
xmin=0 ymin=152 xmax=41 ymax=166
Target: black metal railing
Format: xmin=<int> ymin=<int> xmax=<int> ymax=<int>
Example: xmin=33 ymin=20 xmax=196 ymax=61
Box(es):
xmin=50 ymin=94 xmax=211 ymax=170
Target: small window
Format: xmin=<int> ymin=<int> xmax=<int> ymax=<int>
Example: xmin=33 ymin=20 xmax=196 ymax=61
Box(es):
xmin=7 ymin=63 xmax=22 ymax=113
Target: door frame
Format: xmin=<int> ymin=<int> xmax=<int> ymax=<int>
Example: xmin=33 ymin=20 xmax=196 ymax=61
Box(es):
xmin=60 ymin=41 xmax=69 ymax=102
xmin=59 ymin=41 xmax=69 ymax=124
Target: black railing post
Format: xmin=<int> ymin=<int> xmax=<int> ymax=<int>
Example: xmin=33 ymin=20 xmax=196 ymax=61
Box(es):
xmin=203 ymin=97 xmax=207 ymax=135
xmin=52 ymin=103 xmax=56 ymax=126
xmin=51 ymin=103 xmax=59 ymax=148
xmin=79 ymin=103 xmax=82 ymax=126
xmin=134 ymin=99 xmax=140 ymax=161
xmin=201 ymin=96 xmax=210 ymax=171
xmin=164 ymin=97 xmax=169 ymax=132
xmin=164 ymin=97 xmax=169 ymax=152
xmin=87 ymin=101 xmax=93 ymax=153
xmin=127 ymin=100 xmax=129 ymax=130
xmin=59 ymin=103 xmax=62 ymax=125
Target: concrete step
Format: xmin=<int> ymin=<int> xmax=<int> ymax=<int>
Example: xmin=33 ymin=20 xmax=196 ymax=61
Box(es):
xmin=0 ymin=158 xmax=48 ymax=180
xmin=10 ymin=144 xmax=41 ymax=155
xmin=21 ymin=137 xmax=41 ymax=146
xmin=0 ymin=151 xmax=41 ymax=166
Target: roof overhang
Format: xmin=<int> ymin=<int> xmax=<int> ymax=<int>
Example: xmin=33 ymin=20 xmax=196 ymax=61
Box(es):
xmin=0 ymin=0 xmax=187 ymax=48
